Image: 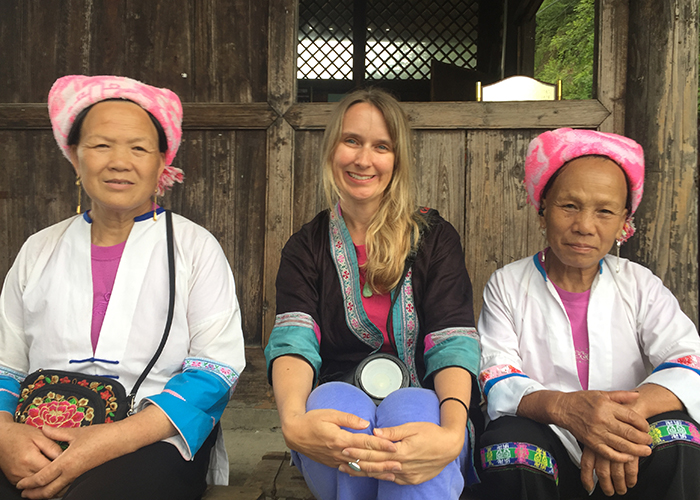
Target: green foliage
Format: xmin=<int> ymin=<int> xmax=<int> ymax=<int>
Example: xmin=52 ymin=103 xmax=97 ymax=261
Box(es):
xmin=535 ymin=0 xmax=595 ymax=100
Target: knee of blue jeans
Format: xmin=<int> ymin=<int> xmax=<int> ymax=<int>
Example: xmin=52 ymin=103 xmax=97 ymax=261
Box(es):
xmin=306 ymin=381 xmax=378 ymax=432
xmin=376 ymin=387 xmax=440 ymax=427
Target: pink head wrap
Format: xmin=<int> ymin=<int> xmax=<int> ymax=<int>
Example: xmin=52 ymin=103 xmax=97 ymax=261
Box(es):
xmin=524 ymin=128 xmax=644 ymax=242
xmin=48 ymin=75 xmax=184 ymax=196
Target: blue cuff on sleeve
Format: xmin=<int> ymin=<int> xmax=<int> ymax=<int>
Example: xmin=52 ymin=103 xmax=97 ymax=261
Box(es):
xmin=145 ymin=369 xmax=230 ymax=457
xmin=0 ymin=376 xmax=20 ymax=415
xmin=424 ymin=335 xmax=480 ymax=380
xmin=265 ymin=318 xmax=322 ymax=385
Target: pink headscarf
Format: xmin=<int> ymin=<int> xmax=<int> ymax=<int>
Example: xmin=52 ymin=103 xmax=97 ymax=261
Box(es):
xmin=524 ymin=128 xmax=644 ymax=242
xmin=48 ymin=75 xmax=184 ymax=196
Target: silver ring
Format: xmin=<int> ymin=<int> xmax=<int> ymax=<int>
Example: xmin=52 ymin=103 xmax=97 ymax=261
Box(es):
xmin=347 ymin=458 xmax=361 ymax=472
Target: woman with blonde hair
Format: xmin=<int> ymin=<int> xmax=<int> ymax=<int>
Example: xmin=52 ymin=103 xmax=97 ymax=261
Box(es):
xmin=265 ymin=88 xmax=481 ymax=500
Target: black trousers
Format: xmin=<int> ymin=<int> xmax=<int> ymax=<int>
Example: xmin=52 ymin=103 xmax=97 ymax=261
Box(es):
xmin=0 ymin=424 xmax=218 ymax=500
xmin=477 ymin=411 xmax=700 ymax=500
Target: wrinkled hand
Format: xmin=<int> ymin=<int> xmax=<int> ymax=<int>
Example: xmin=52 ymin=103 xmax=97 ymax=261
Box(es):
xmin=16 ymin=424 xmax=124 ymax=499
xmin=558 ymin=391 xmax=651 ymax=462
xmin=282 ymin=409 xmax=399 ymax=472
xmin=581 ymin=445 xmax=639 ymax=496
xmin=0 ymin=420 xmax=62 ymax=485
xmin=340 ymin=422 xmax=465 ymax=485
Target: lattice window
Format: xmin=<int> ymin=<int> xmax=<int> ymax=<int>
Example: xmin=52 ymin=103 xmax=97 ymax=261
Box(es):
xmin=365 ymin=0 xmax=478 ymax=80
xmin=298 ymin=0 xmax=354 ymax=80
xmin=297 ymin=0 xmax=479 ymax=81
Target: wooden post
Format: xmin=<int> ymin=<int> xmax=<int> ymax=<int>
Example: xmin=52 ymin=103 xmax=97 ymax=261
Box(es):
xmin=625 ymin=0 xmax=699 ymax=324
xmin=594 ymin=0 xmax=628 ymax=134
xmin=263 ymin=0 xmax=298 ymax=345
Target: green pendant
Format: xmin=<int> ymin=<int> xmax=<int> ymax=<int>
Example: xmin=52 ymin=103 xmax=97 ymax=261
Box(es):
xmin=362 ymin=281 xmax=373 ymax=298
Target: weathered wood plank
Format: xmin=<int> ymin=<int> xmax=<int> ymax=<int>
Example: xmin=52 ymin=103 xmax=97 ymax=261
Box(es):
xmin=193 ymin=0 xmax=268 ymax=102
xmin=625 ymin=0 xmax=698 ymax=325
xmin=168 ymin=130 xmax=267 ymax=345
xmin=231 ymin=130 xmax=268 ymax=345
xmin=595 ymin=0 xmax=628 ymax=133
xmin=0 ymin=131 xmax=77 ymax=284
xmin=0 ymin=104 xmax=48 ymax=129
xmin=0 ymin=103 xmax=277 ymax=130
xmin=465 ymin=131 xmax=506 ymax=321
xmin=124 ymin=0 xmax=194 ymax=100
xmin=0 ymin=1 xmax=25 ymax=102
xmin=262 ymin=0 xmax=298 ymax=346
xmin=463 ymin=130 xmax=543 ymax=322
xmin=292 ymin=131 xmax=326 ymax=232
xmin=24 ymin=1 xmax=65 ymax=102
xmin=499 ymin=131 xmax=543 ymax=264
xmin=267 ymin=0 xmax=297 ymax=114
xmin=262 ymin=118 xmax=295 ymax=346
xmin=285 ymin=100 xmax=611 ymax=130
xmin=414 ymin=131 xmax=466 ymax=247
xmin=86 ymin=0 xmax=128 ymax=76
xmin=182 ymin=104 xmax=278 ymax=129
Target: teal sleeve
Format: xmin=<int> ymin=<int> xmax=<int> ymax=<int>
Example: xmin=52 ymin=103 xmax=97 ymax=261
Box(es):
xmin=265 ymin=317 xmax=321 ymax=386
xmin=423 ymin=334 xmax=480 ymax=380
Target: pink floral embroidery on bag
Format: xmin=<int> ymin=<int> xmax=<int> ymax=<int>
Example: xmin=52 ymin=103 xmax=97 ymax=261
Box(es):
xmin=26 ymin=400 xmax=86 ymax=429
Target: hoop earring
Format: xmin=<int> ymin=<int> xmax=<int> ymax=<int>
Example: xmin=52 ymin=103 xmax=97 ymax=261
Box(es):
xmin=152 ymin=191 xmax=158 ymax=221
xmin=615 ymin=239 xmax=621 ymax=273
xmin=75 ymin=176 xmax=82 ymax=214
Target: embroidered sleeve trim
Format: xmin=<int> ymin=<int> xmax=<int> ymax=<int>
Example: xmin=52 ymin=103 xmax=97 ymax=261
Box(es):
xmin=425 ymin=327 xmax=478 ymax=352
xmin=0 ymin=366 xmax=26 ymax=383
xmin=481 ymin=442 xmax=558 ymax=484
xmin=653 ymin=355 xmax=700 ymax=377
xmin=182 ymin=357 xmax=239 ymax=389
xmin=274 ymin=312 xmax=321 ymax=344
xmin=479 ymin=364 xmax=529 ymax=396
xmin=274 ymin=312 xmax=315 ymax=330
xmin=649 ymin=420 xmax=700 ymax=450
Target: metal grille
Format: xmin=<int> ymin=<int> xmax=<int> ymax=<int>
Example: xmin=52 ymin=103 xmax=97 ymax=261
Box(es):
xmin=297 ymin=0 xmax=479 ymax=81
xmin=366 ymin=0 xmax=478 ymax=80
xmin=297 ymin=0 xmax=353 ymax=79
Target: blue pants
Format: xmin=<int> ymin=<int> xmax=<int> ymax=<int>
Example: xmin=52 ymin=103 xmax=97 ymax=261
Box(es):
xmin=291 ymin=382 xmax=470 ymax=500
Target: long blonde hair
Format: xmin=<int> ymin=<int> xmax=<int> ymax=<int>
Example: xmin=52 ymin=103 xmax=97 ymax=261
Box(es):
xmin=321 ymin=88 xmax=424 ymax=294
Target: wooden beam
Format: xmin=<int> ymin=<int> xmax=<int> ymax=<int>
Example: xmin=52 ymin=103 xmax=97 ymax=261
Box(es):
xmin=285 ymin=100 xmax=611 ymax=130
xmin=594 ymin=0 xmax=628 ymax=133
xmin=182 ymin=103 xmax=277 ymax=129
xmin=0 ymin=104 xmax=47 ymax=129
xmin=625 ymin=0 xmax=698 ymax=324
xmin=0 ymin=103 xmax=278 ymax=130
xmin=262 ymin=0 xmax=298 ymax=346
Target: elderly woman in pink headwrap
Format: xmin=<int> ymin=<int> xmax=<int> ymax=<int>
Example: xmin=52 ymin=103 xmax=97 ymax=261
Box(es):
xmin=0 ymin=75 xmax=245 ymax=500
xmin=477 ymin=129 xmax=700 ymax=499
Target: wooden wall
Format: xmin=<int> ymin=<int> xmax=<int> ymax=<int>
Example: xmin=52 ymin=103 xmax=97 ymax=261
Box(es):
xmin=625 ymin=0 xmax=699 ymax=322
xmin=0 ymin=0 xmax=270 ymax=344
xmin=0 ymin=0 xmax=698 ymax=349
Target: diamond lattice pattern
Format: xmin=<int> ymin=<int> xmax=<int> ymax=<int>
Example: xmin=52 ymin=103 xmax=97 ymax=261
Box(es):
xmin=298 ymin=0 xmax=478 ymax=81
xmin=298 ymin=0 xmax=354 ymax=79
xmin=366 ymin=0 xmax=478 ymax=80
